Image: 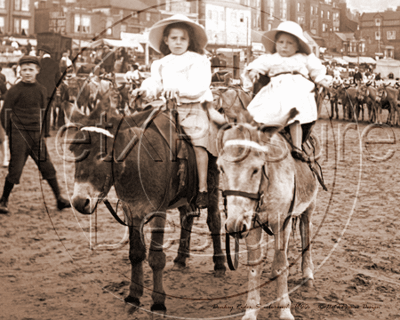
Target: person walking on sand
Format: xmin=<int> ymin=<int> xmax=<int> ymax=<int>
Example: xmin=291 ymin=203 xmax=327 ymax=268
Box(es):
xmin=0 ymin=56 xmax=71 ymax=214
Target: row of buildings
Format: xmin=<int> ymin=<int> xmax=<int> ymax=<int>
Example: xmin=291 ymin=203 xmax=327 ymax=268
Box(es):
xmin=1 ymin=0 xmax=400 ymax=63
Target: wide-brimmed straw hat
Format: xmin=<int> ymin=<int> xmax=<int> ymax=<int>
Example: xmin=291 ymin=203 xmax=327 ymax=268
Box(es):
xmin=148 ymin=14 xmax=208 ymax=53
xmin=262 ymin=21 xmax=311 ymax=55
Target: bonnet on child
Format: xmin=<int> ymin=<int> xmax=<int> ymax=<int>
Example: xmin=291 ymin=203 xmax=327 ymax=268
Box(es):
xmin=262 ymin=21 xmax=311 ymax=55
xmin=148 ymin=14 xmax=208 ymax=53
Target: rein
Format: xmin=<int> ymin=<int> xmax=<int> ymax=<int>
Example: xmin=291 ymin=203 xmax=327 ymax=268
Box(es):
xmin=222 ymin=156 xmax=297 ymax=270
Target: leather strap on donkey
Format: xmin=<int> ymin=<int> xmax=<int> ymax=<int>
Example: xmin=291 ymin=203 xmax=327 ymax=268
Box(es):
xmin=224 ymin=175 xmax=296 ymax=271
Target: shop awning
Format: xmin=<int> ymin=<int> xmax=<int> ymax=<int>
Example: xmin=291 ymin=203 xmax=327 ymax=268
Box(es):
xmin=331 ymin=57 xmax=348 ymax=65
xmin=7 ymin=37 xmax=36 ymax=46
xmin=343 ymin=56 xmax=376 ymax=64
xmin=88 ymin=38 xmax=144 ymax=52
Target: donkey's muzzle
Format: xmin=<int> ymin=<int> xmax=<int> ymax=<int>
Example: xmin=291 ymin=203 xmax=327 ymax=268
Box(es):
xmin=72 ymin=195 xmax=94 ymax=215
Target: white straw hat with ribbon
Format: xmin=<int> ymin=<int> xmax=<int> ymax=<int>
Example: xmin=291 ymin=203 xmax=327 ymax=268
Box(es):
xmin=148 ymin=14 xmax=208 ymax=53
xmin=262 ymin=21 xmax=311 ymax=55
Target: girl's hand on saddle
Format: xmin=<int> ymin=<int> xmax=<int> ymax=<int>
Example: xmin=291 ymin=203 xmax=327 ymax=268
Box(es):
xmin=131 ymin=88 xmax=155 ymax=100
xmin=162 ymin=88 xmax=180 ymax=100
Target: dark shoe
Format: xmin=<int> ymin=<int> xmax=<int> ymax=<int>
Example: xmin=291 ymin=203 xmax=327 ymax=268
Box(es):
xmin=0 ymin=198 xmax=9 ymax=214
xmin=291 ymin=149 xmax=310 ymax=163
xmin=57 ymin=196 xmax=71 ymax=210
xmin=195 ymin=192 xmax=208 ymax=209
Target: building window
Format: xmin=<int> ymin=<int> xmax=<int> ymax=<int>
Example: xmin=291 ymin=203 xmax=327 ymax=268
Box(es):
xmin=14 ymin=18 xmax=20 ymax=34
xmin=268 ymin=24 xmax=272 ymax=31
xmin=21 ymin=0 xmax=29 ymax=11
xmin=146 ymin=13 xmax=151 ymax=21
xmin=0 ymin=17 xmax=4 ymax=34
xmin=165 ymin=0 xmax=171 ymax=11
xmin=106 ymin=18 xmax=113 ymax=35
xmin=270 ymin=0 xmax=274 ymax=18
xmin=375 ymin=18 xmax=381 ymax=26
xmin=15 ymin=0 xmax=20 ymax=11
xmin=387 ymin=31 xmax=396 ymax=40
xmin=322 ymin=23 xmax=327 ymax=32
xmin=21 ymin=19 xmax=28 ymax=35
xmin=280 ymin=0 xmax=287 ymax=19
xmin=121 ymin=24 xmax=126 ymax=32
xmin=297 ymin=2 xmax=300 ymax=12
xmin=321 ymin=10 xmax=324 ymax=19
xmin=311 ymin=6 xmax=313 ymax=15
xmin=375 ymin=31 xmax=381 ymax=40
xmin=327 ymin=11 xmax=330 ymax=19
xmin=0 ymin=0 xmax=4 ymax=9
xmin=75 ymin=14 xmax=91 ymax=33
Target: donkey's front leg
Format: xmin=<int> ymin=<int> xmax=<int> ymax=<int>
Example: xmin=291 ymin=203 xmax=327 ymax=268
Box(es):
xmin=272 ymin=219 xmax=294 ymax=320
xmin=207 ymin=159 xmax=226 ymax=276
xmin=173 ymin=205 xmax=194 ymax=269
xmin=148 ymin=214 xmax=167 ymax=318
xmin=242 ymin=223 xmax=263 ymax=320
xmin=125 ymin=222 xmax=146 ymax=313
xmin=300 ymin=204 xmax=315 ymax=287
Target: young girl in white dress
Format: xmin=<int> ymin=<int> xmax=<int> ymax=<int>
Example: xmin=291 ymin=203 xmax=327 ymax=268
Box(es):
xmin=132 ymin=14 xmax=217 ymax=209
xmin=243 ymin=21 xmax=332 ymax=161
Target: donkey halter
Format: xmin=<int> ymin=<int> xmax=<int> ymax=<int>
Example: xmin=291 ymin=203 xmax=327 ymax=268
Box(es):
xmin=221 ymin=141 xmax=296 ymax=236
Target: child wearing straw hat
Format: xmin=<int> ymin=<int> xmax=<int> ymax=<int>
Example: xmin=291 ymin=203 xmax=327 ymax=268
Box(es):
xmin=132 ymin=14 xmax=221 ymax=209
xmin=243 ymin=21 xmax=332 ymax=162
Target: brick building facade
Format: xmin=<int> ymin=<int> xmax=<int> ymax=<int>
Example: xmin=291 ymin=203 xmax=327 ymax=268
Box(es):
xmin=359 ymin=11 xmax=400 ymax=60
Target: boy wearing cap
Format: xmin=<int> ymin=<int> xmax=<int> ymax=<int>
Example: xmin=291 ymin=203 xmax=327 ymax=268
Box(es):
xmin=0 ymin=55 xmax=71 ymax=214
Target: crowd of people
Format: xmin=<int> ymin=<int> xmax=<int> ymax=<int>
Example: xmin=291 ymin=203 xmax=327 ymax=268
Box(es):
xmin=0 ymin=15 xmax=337 ymax=215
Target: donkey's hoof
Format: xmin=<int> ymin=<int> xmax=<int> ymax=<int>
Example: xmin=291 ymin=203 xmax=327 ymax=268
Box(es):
xmin=124 ymin=296 xmax=140 ymax=314
xmin=214 ymin=268 xmax=226 ymax=278
xmin=304 ymin=278 xmax=314 ymax=287
xmin=150 ymin=304 xmax=167 ymax=319
xmin=279 ymin=307 xmax=295 ymax=320
xmin=172 ymin=262 xmax=187 ymax=271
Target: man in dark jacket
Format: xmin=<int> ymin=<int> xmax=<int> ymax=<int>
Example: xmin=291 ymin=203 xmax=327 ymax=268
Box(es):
xmin=101 ymin=45 xmax=115 ymax=73
xmin=36 ymin=45 xmax=61 ymax=137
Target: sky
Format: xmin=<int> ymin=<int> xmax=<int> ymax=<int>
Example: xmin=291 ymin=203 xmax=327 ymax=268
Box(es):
xmin=347 ymin=0 xmax=400 ymax=13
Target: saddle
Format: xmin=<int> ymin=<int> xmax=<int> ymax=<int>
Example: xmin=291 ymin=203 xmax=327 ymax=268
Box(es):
xmin=281 ymin=124 xmax=327 ymax=191
xmin=128 ymin=106 xmax=199 ymax=208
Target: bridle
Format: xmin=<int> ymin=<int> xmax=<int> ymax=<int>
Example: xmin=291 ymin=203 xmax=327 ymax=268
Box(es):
xmin=222 ymin=171 xmax=296 ymax=237
xmin=220 ymin=138 xmax=296 ymax=270
xmin=212 ymin=88 xmax=238 ymax=113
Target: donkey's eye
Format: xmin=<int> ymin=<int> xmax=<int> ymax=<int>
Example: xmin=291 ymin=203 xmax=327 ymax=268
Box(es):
xmin=252 ymin=169 xmax=259 ymax=175
xmin=219 ymin=167 xmax=225 ymax=174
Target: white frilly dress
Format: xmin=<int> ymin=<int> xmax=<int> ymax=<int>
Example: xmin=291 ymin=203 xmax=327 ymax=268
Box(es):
xmin=243 ymin=52 xmax=328 ymax=125
xmin=140 ymin=51 xmax=218 ymax=156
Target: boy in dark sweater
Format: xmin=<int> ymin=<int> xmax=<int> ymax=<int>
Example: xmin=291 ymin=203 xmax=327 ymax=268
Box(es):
xmin=0 ymin=55 xmax=70 ymax=214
